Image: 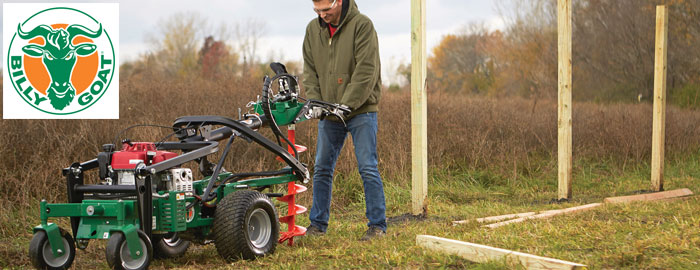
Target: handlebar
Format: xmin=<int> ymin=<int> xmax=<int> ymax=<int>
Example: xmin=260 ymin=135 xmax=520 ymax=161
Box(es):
xmin=299 ymin=99 xmax=351 ymax=122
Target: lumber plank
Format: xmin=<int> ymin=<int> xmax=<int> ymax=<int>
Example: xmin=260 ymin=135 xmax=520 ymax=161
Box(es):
xmin=477 ymin=212 xmax=537 ymax=223
xmin=485 ymin=203 xmax=602 ymax=229
xmin=455 ymin=208 xmax=588 ymax=226
xmin=417 ymin=235 xmax=587 ymax=270
xmin=658 ymin=195 xmax=699 ymax=203
xmin=453 ymin=212 xmax=537 ymax=225
xmin=603 ymin=188 xmax=693 ymax=204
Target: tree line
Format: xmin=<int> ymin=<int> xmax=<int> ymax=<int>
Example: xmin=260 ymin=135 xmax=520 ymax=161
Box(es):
xmin=120 ymin=3 xmax=699 ymax=109
xmin=418 ymin=0 xmax=699 ymax=108
xmin=120 ymin=12 xmax=298 ymax=82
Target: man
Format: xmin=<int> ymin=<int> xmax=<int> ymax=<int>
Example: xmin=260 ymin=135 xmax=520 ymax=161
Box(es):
xmin=303 ymin=0 xmax=386 ymax=241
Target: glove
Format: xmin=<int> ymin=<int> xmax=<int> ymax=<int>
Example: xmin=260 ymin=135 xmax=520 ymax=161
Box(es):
xmin=310 ymin=106 xmax=324 ymax=119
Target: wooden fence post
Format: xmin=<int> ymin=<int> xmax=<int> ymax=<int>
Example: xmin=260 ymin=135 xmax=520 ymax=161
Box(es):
xmin=411 ymin=0 xmax=428 ymax=216
xmin=651 ymin=5 xmax=668 ymax=192
xmin=557 ymin=0 xmax=573 ymax=200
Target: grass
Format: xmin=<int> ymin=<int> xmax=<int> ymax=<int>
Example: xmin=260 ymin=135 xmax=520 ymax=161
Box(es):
xmin=3 ymin=154 xmax=700 ymax=269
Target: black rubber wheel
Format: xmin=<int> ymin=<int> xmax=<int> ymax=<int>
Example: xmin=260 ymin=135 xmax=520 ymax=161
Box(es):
xmin=29 ymin=229 xmax=76 ymax=270
xmin=213 ymin=190 xmax=279 ymax=261
xmin=152 ymin=232 xmax=190 ymax=259
xmin=105 ymin=230 xmax=153 ymax=270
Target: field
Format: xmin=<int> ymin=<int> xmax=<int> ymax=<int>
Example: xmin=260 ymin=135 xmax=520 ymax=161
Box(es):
xmin=1 ymin=74 xmax=700 ymax=269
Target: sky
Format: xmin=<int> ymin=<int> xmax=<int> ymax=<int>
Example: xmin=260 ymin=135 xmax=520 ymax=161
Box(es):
xmin=1 ymin=0 xmax=507 ymax=85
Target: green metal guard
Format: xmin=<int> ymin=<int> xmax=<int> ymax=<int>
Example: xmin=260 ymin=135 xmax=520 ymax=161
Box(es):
xmin=223 ymin=174 xmax=297 ymax=196
xmin=254 ymin=99 xmax=305 ymax=126
xmin=158 ymin=191 xmax=187 ymax=232
xmin=37 ymin=199 xmax=144 ymax=260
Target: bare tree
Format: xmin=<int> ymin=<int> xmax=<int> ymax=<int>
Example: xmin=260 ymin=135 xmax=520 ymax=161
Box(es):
xmin=493 ymin=0 xmax=558 ymax=98
xmin=495 ymin=0 xmax=700 ymax=103
xmin=147 ymin=11 xmax=209 ymax=77
xmin=234 ymin=18 xmax=267 ymax=71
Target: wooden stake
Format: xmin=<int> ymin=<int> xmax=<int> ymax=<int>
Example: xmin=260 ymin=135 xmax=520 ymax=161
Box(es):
xmin=457 ymin=188 xmax=693 ymax=226
xmin=411 ymin=0 xmax=428 ymax=216
xmin=651 ymin=5 xmax=669 ymax=192
xmin=604 ymin=188 xmax=692 ymax=204
xmin=453 ymin=212 xmax=537 ymax=225
xmin=417 ymin=235 xmax=587 ymax=270
xmin=557 ymin=0 xmax=573 ymax=200
xmin=485 ymin=203 xmax=602 ymax=229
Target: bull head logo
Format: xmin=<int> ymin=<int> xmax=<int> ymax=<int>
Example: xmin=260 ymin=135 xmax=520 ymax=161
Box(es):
xmin=17 ymin=23 xmax=102 ymax=110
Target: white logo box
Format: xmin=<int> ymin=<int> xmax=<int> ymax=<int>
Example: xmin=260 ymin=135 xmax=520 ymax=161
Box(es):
xmin=3 ymin=3 xmax=119 ymax=119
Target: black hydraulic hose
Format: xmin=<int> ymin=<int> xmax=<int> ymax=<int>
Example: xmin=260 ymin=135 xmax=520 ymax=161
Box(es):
xmin=261 ymin=77 xmax=283 ymax=146
xmin=261 ymin=75 xmax=299 ymax=159
xmin=112 ymin=124 xmax=185 ymax=150
xmin=200 ymin=135 xmax=235 ymax=203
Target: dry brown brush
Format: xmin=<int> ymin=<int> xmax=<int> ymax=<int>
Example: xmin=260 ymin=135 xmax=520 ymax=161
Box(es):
xmin=1 ymin=74 xmax=699 ymax=209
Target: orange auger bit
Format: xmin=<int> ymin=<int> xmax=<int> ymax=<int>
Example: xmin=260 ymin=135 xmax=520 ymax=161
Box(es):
xmin=277 ymin=125 xmax=308 ymax=246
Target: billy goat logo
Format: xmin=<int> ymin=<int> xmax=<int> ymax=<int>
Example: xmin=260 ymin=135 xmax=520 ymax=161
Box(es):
xmin=17 ymin=23 xmax=102 ymax=110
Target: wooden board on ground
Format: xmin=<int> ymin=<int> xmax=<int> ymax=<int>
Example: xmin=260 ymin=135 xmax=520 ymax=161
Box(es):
xmin=417 ymin=235 xmax=587 ymax=270
xmin=453 ymin=212 xmax=536 ymax=225
xmin=485 ymin=203 xmax=602 ymax=229
xmin=476 ymin=212 xmax=537 ymax=223
xmin=658 ymin=194 xmax=698 ymax=203
xmin=603 ymin=188 xmax=693 ymax=204
xmin=454 ymin=208 xmax=571 ymax=225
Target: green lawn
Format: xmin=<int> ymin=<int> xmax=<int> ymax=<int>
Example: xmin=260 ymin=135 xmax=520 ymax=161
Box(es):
xmin=3 ymin=156 xmax=700 ymax=269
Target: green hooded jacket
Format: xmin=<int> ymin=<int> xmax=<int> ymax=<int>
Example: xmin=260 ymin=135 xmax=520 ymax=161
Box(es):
xmin=302 ymin=0 xmax=382 ymax=120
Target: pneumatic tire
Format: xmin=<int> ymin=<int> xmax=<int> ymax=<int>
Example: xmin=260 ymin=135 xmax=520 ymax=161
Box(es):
xmin=213 ymin=190 xmax=279 ymax=262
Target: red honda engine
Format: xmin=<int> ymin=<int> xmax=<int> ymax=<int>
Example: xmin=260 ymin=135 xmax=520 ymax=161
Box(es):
xmin=109 ymin=142 xmax=179 ymax=187
xmin=111 ymin=142 xmax=178 ymax=170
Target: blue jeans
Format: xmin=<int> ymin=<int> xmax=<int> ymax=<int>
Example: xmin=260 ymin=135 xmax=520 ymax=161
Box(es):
xmin=309 ymin=112 xmax=387 ymax=232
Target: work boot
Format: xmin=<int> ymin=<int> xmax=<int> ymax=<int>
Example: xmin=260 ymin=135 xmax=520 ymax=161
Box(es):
xmin=305 ymin=225 xmax=325 ymax=236
xmin=359 ymin=226 xmax=385 ymax=241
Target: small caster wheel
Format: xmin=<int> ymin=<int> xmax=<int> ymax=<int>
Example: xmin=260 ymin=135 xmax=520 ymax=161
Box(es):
xmin=105 ymin=230 xmax=152 ymax=270
xmin=29 ymin=228 xmax=76 ymax=270
xmin=153 ymin=232 xmax=190 ymax=259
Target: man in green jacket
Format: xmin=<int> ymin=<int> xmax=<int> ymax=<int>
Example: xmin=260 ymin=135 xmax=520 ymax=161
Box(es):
xmin=303 ymin=0 xmax=386 ymax=241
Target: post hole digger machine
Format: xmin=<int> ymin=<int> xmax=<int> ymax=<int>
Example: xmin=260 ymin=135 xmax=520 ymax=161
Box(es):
xmin=29 ymin=63 xmax=350 ymax=270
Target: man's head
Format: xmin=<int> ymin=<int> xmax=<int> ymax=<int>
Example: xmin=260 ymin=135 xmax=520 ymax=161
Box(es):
xmin=313 ymin=0 xmax=343 ymax=25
